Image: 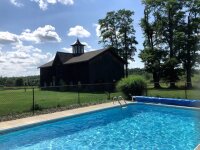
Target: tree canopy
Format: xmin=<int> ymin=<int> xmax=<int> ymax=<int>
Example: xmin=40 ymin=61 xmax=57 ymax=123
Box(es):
xmin=98 ymin=9 xmax=138 ymax=77
xmin=140 ymin=0 xmax=200 ymax=88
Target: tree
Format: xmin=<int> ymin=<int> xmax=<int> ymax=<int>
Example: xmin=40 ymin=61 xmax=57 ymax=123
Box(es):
xmin=98 ymin=9 xmax=138 ymax=77
xmin=98 ymin=11 xmax=119 ymax=49
xmin=0 ymin=77 xmax=6 ymax=86
xmin=179 ymin=0 xmax=200 ymax=88
xmin=157 ymin=0 xmax=185 ymax=88
xmin=139 ymin=4 xmax=167 ymax=88
xmin=141 ymin=0 xmax=200 ymax=88
xmin=5 ymin=78 xmax=15 ymax=87
xmin=142 ymin=0 xmax=187 ymax=88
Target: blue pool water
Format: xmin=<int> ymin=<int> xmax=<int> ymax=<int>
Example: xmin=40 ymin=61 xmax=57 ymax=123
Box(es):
xmin=0 ymin=103 xmax=200 ymax=150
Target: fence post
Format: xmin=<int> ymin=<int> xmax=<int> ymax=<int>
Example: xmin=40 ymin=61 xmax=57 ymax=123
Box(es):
xmin=32 ymin=87 xmax=35 ymax=115
xmin=185 ymin=82 xmax=188 ymax=99
xmin=77 ymin=84 xmax=80 ymax=105
xmin=145 ymin=85 xmax=148 ymax=96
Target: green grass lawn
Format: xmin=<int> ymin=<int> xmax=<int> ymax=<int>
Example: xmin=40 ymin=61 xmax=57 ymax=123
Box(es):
xmin=0 ymin=87 xmax=199 ymax=117
xmin=0 ymin=88 xmax=120 ymax=116
xmin=146 ymin=79 xmax=200 ymax=99
xmin=148 ymin=88 xmax=200 ymax=100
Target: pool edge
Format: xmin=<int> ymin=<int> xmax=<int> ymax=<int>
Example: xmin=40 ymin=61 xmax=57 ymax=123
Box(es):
xmin=1 ymin=100 xmax=200 ymax=135
xmin=0 ymin=101 xmax=132 ymax=134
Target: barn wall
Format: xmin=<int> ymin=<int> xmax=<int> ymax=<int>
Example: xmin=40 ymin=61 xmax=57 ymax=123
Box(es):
xmin=62 ymin=62 xmax=89 ymax=85
xmin=40 ymin=67 xmax=55 ymax=86
xmin=89 ymin=51 xmax=124 ymax=84
xmin=40 ymin=63 xmax=89 ymax=86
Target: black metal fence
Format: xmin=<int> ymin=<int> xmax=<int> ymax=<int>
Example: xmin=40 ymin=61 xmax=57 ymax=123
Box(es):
xmin=0 ymin=82 xmax=199 ymax=121
xmin=0 ymin=83 xmax=120 ymax=121
xmin=146 ymin=82 xmax=200 ymax=100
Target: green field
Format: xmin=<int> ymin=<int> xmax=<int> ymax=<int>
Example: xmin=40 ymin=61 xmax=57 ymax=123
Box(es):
xmin=0 ymin=87 xmax=200 ymax=118
xmin=0 ymin=88 xmax=120 ymax=117
xmin=148 ymin=89 xmax=200 ymax=100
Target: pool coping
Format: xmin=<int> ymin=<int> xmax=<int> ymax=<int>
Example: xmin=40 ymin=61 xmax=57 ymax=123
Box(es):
xmin=1 ymin=100 xmax=200 ymax=135
xmin=0 ymin=101 xmax=132 ymax=134
xmin=137 ymin=101 xmax=200 ymax=110
xmin=195 ymin=144 xmax=200 ymax=150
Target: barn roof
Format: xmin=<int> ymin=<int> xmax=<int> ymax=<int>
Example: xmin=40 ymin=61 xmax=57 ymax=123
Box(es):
xmin=57 ymin=52 xmax=73 ymax=63
xmin=39 ymin=60 xmax=54 ymax=68
xmin=39 ymin=47 xmax=125 ymax=68
xmin=64 ymin=48 xmax=107 ymax=64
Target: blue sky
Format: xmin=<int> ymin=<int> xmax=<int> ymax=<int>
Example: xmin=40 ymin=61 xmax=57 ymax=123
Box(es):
xmin=0 ymin=0 xmax=144 ymax=77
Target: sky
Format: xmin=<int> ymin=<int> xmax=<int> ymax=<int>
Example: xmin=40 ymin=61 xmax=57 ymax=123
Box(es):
xmin=0 ymin=0 xmax=145 ymax=77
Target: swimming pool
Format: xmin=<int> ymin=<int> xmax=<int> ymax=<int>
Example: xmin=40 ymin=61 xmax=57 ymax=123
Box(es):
xmin=0 ymin=103 xmax=200 ymax=150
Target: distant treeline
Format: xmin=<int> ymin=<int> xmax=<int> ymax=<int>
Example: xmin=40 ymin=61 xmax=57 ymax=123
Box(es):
xmin=0 ymin=75 xmax=40 ymax=87
xmin=0 ymin=68 xmax=199 ymax=87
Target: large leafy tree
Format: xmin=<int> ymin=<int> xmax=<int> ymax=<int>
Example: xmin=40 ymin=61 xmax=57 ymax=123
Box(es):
xmin=98 ymin=9 xmax=138 ymax=77
xmin=155 ymin=0 xmax=185 ymax=88
xmin=139 ymin=4 xmax=167 ymax=88
xmin=179 ymin=0 xmax=200 ymax=88
xmin=141 ymin=0 xmax=200 ymax=88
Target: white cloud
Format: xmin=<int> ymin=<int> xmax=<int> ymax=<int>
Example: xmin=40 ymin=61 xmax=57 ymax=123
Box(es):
xmin=0 ymin=25 xmax=60 ymax=76
xmin=12 ymin=43 xmax=35 ymax=52
xmin=20 ymin=25 xmax=61 ymax=43
xmin=93 ymin=24 xmax=101 ymax=37
xmin=0 ymin=32 xmax=20 ymax=45
xmin=62 ymin=47 xmax=72 ymax=53
xmin=0 ymin=25 xmax=61 ymax=46
xmin=7 ymin=51 xmax=31 ymax=59
xmin=10 ymin=0 xmax=24 ymax=7
xmin=0 ymin=43 xmax=53 ymax=77
xmin=58 ymin=0 xmax=74 ymax=5
xmin=32 ymin=0 xmax=74 ymax=10
xmin=0 ymin=50 xmax=6 ymax=63
xmin=32 ymin=48 xmax=42 ymax=53
xmin=68 ymin=26 xmax=91 ymax=38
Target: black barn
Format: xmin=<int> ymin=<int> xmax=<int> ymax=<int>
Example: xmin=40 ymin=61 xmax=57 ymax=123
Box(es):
xmin=39 ymin=39 xmax=125 ymax=87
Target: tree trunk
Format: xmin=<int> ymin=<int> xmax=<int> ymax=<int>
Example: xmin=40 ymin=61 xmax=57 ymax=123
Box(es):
xmin=186 ymin=66 xmax=192 ymax=89
xmin=185 ymin=16 xmax=192 ymax=89
xmin=124 ymin=29 xmax=128 ymax=78
xmin=168 ymin=8 xmax=176 ymax=88
xmin=125 ymin=63 xmax=128 ymax=78
xmin=169 ymin=67 xmax=176 ymax=88
xmin=153 ymin=72 xmax=160 ymax=88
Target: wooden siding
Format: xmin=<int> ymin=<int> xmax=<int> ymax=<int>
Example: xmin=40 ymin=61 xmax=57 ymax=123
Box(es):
xmin=89 ymin=50 xmax=124 ymax=83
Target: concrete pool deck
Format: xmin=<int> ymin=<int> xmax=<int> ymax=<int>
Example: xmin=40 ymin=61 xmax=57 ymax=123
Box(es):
xmin=0 ymin=101 xmax=131 ymax=133
xmin=195 ymin=144 xmax=200 ymax=150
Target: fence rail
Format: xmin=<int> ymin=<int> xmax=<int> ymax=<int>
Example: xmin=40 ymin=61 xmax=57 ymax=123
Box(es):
xmin=0 ymin=83 xmax=120 ymax=121
xmin=0 ymin=82 xmax=199 ymax=121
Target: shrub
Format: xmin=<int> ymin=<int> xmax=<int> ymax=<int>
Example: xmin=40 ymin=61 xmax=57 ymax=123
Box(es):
xmin=116 ymin=75 xmax=147 ymax=99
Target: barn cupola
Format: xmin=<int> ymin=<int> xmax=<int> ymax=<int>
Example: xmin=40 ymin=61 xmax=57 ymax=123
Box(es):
xmin=71 ymin=39 xmax=85 ymax=55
